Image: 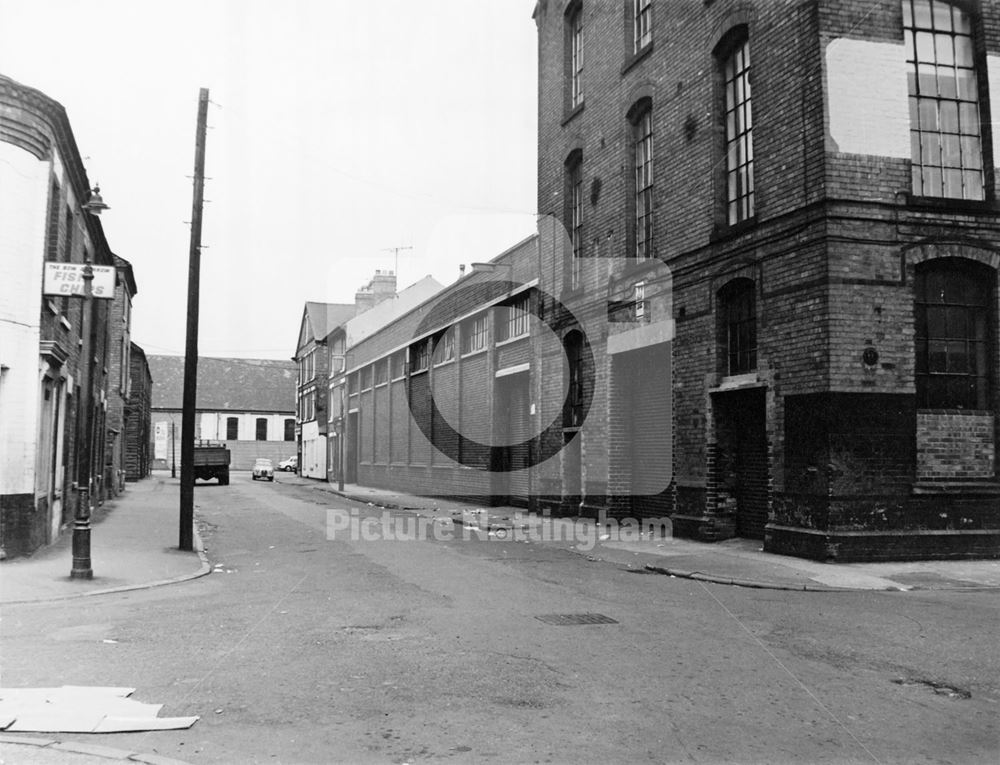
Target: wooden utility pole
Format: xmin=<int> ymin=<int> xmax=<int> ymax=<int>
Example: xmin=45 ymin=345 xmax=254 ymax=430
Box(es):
xmin=180 ymin=88 xmax=209 ymax=551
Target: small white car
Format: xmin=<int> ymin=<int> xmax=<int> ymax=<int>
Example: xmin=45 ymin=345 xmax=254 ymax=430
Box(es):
xmin=278 ymin=456 xmax=297 ymax=472
xmin=252 ymin=458 xmax=275 ymax=481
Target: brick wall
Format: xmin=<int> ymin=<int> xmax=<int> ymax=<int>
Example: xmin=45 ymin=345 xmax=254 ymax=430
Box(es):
xmin=917 ymin=412 xmax=996 ymax=480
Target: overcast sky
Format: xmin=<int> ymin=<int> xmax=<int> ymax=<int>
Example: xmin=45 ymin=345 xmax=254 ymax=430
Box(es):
xmin=0 ymin=1 xmax=538 ymax=360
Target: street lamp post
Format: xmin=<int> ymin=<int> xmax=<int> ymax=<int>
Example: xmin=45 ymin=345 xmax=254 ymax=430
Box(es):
xmin=338 ymin=380 xmax=346 ymax=492
xmin=70 ymin=261 xmax=95 ymax=579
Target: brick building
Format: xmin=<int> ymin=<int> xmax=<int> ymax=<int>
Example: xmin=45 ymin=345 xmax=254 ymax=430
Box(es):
xmin=530 ymin=0 xmax=1000 ymax=560
xmin=103 ymin=255 xmax=138 ymax=498
xmin=294 ymin=300 xmax=362 ymax=478
xmin=0 ymin=74 xmax=122 ymax=558
xmin=327 ymin=243 xmax=535 ymax=498
xmin=125 ymin=342 xmax=152 ymax=481
xmin=147 ymin=356 xmax=298 ymax=471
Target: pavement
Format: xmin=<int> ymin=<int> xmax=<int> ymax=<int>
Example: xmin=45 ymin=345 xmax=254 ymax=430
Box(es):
xmin=289 ymin=474 xmax=1000 ymax=593
xmin=0 ymin=476 xmax=206 ymax=764
xmin=0 ymin=471 xmax=997 ymax=764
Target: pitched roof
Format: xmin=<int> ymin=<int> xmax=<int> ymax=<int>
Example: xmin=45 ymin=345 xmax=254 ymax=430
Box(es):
xmin=345 ymin=275 xmax=443 ymax=347
xmin=148 ymin=355 xmax=297 ymax=413
xmin=298 ymin=302 xmax=356 ymax=351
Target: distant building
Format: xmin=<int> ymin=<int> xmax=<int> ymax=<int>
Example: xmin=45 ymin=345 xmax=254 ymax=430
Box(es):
xmin=293 ymin=270 xmax=441 ymax=479
xmin=147 ymin=356 xmax=297 ymax=471
xmin=103 ymin=255 xmax=137 ymax=498
xmin=325 ymin=274 xmax=444 ymax=483
xmin=294 ymin=301 xmax=358 ymax=478
xmin=125 ymin=342 xmax=152 ymax=481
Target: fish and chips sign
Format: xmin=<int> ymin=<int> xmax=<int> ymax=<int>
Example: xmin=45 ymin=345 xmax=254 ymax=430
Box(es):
xmin=43 ymin=263 xmax=116 ymax=299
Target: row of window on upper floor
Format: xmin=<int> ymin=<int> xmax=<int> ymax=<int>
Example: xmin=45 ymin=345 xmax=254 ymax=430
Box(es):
xmin=562 ymin=0 xmax=993 ymax=280
xmin=225 ymin=416 xmax=296 ymax=441
xmin=342 ymin=294 xmax=531 ymax=395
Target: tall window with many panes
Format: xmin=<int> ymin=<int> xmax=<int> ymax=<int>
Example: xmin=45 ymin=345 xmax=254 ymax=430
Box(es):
xmin=904 ymin=0 xmax=984 ymax=200
xmin=633 ymin=0 xmax=652 ymax=53
xmin=723 ymin=35 xmax=754 ymax=225
xmin=633 ymin=104 xmax=654 ymax=259
xmin=569 ymin=154 xmax=584 ymax=287
xmin=569 ymin=4 xmax=583 ymax=109
xmin=915 ymin=259 xmax=993 ymax=409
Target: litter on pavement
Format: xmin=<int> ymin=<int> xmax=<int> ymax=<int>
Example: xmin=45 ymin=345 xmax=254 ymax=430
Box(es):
xmin=0 ymin=686 xmax=199 ymax=733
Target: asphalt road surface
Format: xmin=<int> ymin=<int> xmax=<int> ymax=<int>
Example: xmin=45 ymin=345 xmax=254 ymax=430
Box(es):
xmin=2 ymin=473 xmax=997 ymax=764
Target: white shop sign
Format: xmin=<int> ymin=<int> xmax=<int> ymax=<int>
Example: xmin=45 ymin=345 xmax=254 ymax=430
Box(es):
xmin=43 ymin=263 xmax=116 ymax=298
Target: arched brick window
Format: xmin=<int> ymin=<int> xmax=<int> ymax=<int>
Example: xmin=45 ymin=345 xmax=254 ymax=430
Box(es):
xmin=628 ymin=97 xmax=654 ymax=260
xmin=718 ymin=27 xmax=754 ymax=225
xmin=915 ymin=258 xmax=994 ymax=409
xmin=718 ymin=278 xmax=757 ymax=376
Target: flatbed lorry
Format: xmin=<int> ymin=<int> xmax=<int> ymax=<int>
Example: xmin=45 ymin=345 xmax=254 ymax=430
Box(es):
xmin=193 ymin=442 xmax=230 ymax=485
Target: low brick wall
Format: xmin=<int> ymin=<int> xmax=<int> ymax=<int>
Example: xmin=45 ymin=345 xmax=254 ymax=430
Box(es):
xmin=766 ymin=525 xmax=1000 ymax=562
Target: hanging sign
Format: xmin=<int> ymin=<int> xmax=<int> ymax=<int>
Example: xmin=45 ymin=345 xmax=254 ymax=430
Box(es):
xmin=43 ymin=263 xmax=116 ymax=298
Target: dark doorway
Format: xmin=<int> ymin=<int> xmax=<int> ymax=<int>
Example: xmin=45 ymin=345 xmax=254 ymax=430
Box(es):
xmin=713 ymin=387 xmax=768 ymax=538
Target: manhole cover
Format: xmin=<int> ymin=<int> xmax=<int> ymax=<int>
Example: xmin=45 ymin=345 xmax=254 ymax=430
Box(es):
xmin=535 ymin=613 xmax=619 ymax=626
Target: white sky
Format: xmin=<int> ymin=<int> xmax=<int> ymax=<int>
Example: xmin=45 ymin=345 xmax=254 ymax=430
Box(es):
xmin=0 ymin=1 xmax=538 ymax=360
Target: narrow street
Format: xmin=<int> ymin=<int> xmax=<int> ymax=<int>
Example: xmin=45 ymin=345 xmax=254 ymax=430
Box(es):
xmin=2 ymin=475 xmax=997 ymax=764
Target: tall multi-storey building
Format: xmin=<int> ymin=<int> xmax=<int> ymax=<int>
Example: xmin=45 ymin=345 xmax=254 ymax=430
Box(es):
xmin=531 ymin=0 xmax=1000 ymax=560
xmin=0 ymin=74 xmax=122 ymax=558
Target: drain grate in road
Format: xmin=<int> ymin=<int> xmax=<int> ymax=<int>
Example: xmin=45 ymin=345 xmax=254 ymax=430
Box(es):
xmin=535 ymin=613 xmax=619 ymax=626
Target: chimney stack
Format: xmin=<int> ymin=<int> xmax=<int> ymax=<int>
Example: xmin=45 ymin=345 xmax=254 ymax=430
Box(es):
xmin=355 ymin=269 xmax=397 ymax=314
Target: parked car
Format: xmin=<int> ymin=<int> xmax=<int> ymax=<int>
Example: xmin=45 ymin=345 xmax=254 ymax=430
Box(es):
xmin=252 ymin=458 xmax=275 ymax=481
xmin=278 ymin=456 xmax=297 ymax=472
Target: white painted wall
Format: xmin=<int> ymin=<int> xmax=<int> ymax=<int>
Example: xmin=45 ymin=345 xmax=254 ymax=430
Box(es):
xmin=0 ymin=142 xmax=50 ymax=495
xmin=301 ymin=420 xmax=325 ymax=478
xmin=825 ymin=38 xmax=910 ymax=158
xmin=198 ymin=411 xmax=293 ymax=441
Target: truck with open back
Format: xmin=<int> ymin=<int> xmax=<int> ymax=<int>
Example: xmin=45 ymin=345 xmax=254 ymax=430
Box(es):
xmin=193 ymin=441 xmax=230 ymax=485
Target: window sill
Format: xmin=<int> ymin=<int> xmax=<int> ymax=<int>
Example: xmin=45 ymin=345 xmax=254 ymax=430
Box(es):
xmin=916 ymin=408 xmax=994 ymax=416
xmin=59 ymin=316 xmax=72 ymax=331
xmin=433 ymin=358 xmax=456 ymax=369
xmin=495 ymin=335 xmax=528 ymax=348
xmin=710 ymin=216 xmax=758 ymax=243
xmin=621 ymin=43 xmax=653 ymax=76
xmin=710 ymin=374 xmax=764 ymax=394
xmin=45 ymin=300 xmax=59 ymax=315
xmin=615 ymin=258 xmax=661 ymax=281
xmin=561 ymin=102 xmax=585 ymax=127
xmin=904 ymin=194 xmax=999 ymax=214
xmin=461 ymin=347 xmax=488 ymax=359
xmin=410 ymin=368 xmax=429 ymax=377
